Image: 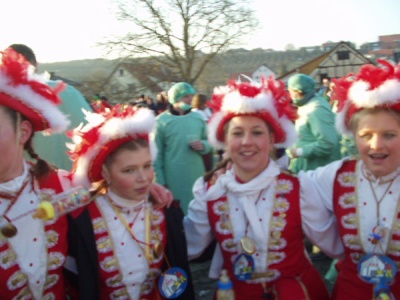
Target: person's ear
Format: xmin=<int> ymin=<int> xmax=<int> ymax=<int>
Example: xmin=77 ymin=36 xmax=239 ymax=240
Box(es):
xmin=19 ymin=120 xmax=33 ymax=144
xmin=101 ymin=165 xmax=111 ymax=184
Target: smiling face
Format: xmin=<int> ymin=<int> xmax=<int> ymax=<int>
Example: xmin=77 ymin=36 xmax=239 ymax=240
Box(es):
xmin=352 ymin=109 xmax=400 ymax=177
xmin=102 ymin=140 xmax=154 ymax=202
xmin=225 ymin=115 xmax=274 ymax=182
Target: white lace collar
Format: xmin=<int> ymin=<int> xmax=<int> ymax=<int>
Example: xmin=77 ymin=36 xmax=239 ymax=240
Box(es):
xmin=361 ymin=161 xmax=400 ymax=184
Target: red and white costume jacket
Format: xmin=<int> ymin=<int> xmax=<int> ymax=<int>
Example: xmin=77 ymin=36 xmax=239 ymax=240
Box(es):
xmin=84 ymin=192 xmax=167 ymax=300
xmin=331 ymin=159 xmax=400 ymax=299
xmin=0 ymin=162 xmax=70 ymax=300
xmin=185 ymin=160 xmax=335 ymax=299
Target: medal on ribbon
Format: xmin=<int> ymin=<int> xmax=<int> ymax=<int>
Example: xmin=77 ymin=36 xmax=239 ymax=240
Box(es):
xmin=358 ymin=254 xmax=397 ymax=299
xmin=240 ymin=236 xmax=256 ymax=255
xmin=158 ymin=267 xmax=188 ymax=299
xmin=233 ymin=252 xmax=255 ymax=281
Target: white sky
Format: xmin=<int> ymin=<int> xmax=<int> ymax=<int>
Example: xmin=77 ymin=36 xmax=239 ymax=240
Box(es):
xmin=1 ymin=0 xmax=399 ymax=63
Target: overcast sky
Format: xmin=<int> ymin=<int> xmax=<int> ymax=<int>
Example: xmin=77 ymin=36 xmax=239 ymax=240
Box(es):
xmin=1 ymin=0 xmax=399 ymax=63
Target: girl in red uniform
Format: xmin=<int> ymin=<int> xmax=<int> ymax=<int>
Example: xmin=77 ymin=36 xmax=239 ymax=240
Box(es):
xmin=184 ymin=76 xmax=341 ymax=299
xmin=0 ymin=48 xmax=72 ymax=299
xmin=66 ymin=105 xmax=194 ymax=299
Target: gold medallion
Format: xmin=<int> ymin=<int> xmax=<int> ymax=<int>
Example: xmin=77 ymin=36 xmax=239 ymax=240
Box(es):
xmin=1 ymin=223 xmax=18 ymax=238
xmin=152 ymin=241 xmax=163 ymax=259
xmin=240 ymin=236 xmax=256 ymax=255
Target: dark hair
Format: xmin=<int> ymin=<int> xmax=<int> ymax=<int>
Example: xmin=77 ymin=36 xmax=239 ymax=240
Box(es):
xmin=1 ymin=106 xmax=53 ymax=178
xmin=8 ymin=44 xmax=37 ymax=67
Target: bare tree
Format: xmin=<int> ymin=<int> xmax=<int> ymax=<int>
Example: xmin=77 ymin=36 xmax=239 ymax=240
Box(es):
xmin=99 ymin=0 xmax=259 ymax=84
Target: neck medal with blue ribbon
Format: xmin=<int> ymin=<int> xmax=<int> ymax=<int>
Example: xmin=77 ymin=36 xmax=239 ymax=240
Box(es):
xmin=233 ymin=236 xmax=256 ymax=281
xmin=357 ymin=225 xmax=397 ymax=299
xmin=158 ymin=267 xmax=188 ymax=299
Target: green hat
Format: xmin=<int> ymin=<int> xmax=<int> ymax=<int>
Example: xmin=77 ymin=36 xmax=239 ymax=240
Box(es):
xmin=288 ymin=74 xmax=316 ymax=94
xmin=168 ymin=82 xmax=195 ymax=104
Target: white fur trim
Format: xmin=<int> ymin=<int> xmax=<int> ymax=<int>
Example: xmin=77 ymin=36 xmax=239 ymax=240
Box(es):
xmin=222 ymin=90 xmax=278 ymax=118
xmin=207 ymin=112 xmax=297 ymax=150
xmin=336 ymin=78 xmax=400 ymax=136
xmin=335 ymin=101 xmax=353 ymax=136
xmin=0 ymin=69 xmax=70 ymax=133
xmin=70 ymin=108 xmax=157 ymax=188
xmin=275 ymin=117 xmax=297 ymax=149
xmin=207 ymin=111 xmax=226 ymax=150
xmin=349 ymin=79 xmax=400 ymax=108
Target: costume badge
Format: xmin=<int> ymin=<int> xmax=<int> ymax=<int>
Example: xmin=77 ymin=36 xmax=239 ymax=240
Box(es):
xmin=233 ymin=253 xmax=255 ymax=281
xmin=358 ymin=253 xmax=397 ymax=298
xmin=158 ymin=267 xmax=188 ymax=299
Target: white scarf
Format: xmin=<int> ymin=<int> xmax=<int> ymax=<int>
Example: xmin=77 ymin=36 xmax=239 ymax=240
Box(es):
xmin=205 ymin=160 xmax=281 ymax=247
xmin=0 ymin=160 xmax=29 ymax=195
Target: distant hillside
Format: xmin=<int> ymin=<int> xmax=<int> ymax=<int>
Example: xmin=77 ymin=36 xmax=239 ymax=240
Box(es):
xmin=38 ymin=58 xmax=119 ymax=81
xmin=37 ymin=48 xmax=325 ymax=94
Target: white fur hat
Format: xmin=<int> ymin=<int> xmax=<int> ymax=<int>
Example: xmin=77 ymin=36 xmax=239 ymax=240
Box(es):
xmin=0 ymin=48 xmax=69 ymax=133
xmin=207 ymin=76 xmax=298 ymax=150
xmin=67 ymin=105 xmax=157 ymax=188
xmin=333 ymin=59 xmax=400 ymax=135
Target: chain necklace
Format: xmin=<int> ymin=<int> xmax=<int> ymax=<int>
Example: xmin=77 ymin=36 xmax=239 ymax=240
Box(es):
xmin=107 ymin=195 xmax=164 ymax=265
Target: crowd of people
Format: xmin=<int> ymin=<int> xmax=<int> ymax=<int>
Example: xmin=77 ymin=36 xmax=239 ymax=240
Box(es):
xmin=0 ymin=42 xmax=400 ymax=300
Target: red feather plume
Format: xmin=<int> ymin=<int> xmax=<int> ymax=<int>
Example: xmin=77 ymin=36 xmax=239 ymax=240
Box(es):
xmin=1 ymin=48 xmax=64 ymax=105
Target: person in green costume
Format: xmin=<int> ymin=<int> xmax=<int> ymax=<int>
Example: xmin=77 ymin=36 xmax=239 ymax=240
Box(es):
xmin=286 ymin=74 xmax=341 ymax=173
xmin=153 ymin=82 xmax=212 ymax=214
xmin=7 ymin=44 xmax=93 ymax=171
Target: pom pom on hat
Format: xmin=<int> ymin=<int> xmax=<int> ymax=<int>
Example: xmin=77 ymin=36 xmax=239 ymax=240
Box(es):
xmin=168 ymin=82 xmax=196 ymax=104
xmin=67 ymin=104 xmax=157 ymax=188
xmin=333 ymin=59 xmax=400 ymax=135
xmin=207 ymin=76 xmax=298 ymax=150
xmin=0 ymin=48 xmax=70 ymax=133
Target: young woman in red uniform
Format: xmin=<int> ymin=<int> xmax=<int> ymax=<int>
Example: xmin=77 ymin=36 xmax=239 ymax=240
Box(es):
xmin=66 ymin=105 xmax=194 ymax=299
xmin=0 ymin=48 xmax=72 ymax=299
xmin=301 ymin=60 xmax=400 ymax=299
xmin=184 ymin=77 xmax=342 ymax=299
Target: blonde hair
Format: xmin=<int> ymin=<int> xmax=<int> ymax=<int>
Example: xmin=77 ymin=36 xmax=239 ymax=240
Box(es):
xmin=349 ymin=107 xmax=400 ymax=133
xmin=191 ymin=93 xmax=208 ymax=109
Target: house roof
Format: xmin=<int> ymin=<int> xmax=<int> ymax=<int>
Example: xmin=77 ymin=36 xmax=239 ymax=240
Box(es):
xmin=278 ymin=41 xmax=373 ymax=83
xmin=105 ymin=62 xmax=180 ymax=93
xmin=229 ymin=72 xmax=253 ymax=82
xmin=49 ymin=72 xmax=83 ymax=87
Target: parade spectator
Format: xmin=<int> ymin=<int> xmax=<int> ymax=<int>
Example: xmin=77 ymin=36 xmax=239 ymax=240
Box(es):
xmin=145 ymin=95 xmax=158 ymax=115
xmin=91 ymin=94 xmax=113 ymax=113
xmin=154 ymin=82 xmax=212 ymax=213
xmin=191 ymin=93 xmax=212 ymax=121
xmin=156 ymin=92 xmax=169 ymax=114
xmin=318 ymin=77 xmax=331 ymax=102
xmin=286 ymin=73 xmax=341 ymax=173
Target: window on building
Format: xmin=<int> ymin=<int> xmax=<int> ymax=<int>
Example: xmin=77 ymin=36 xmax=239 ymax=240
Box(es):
xmin=119 ymin=69 xmax=124 ymax=76
xmin=337 ymin=51 xmax=350 ymax=60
